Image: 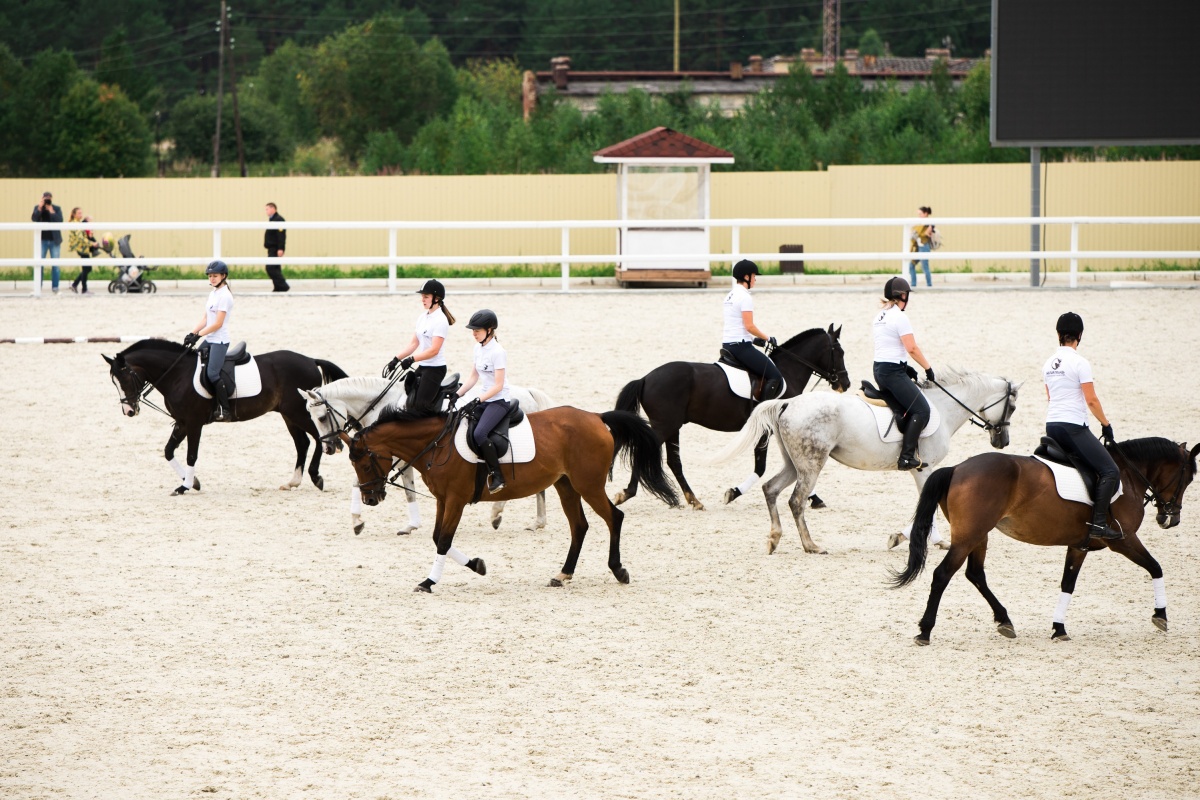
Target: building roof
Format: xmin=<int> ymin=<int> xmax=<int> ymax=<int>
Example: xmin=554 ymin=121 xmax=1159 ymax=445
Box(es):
xmin=593 ymin=127 xmax=734 ymax=162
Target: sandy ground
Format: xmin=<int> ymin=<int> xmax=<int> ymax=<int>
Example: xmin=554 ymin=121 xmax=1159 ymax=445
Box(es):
xmin=3 ymin=285 xmax=1199 ymax=799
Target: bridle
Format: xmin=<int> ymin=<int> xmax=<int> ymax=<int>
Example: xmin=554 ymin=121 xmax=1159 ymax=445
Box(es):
xmin=110 ymin=347 xmax=192 ymax=417
xmin=310 ymin=369 xmax=410 ymax=449
xmin=1109 ymin=444 xmax=1192 ymax=520
xmin=767 ymin=334 xmax=850 ymax=390
xmin=348 ymin=406 xmax=461 ymax=499
xmin=928 ymin=378 xmax=1016 ymax=436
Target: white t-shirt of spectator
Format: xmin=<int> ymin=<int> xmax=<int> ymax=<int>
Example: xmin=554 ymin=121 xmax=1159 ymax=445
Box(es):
xmin=722 ymin=284 xmax=755 ymax=344
xmin=1044 ymin=346 xmax=1093 ymax=426
xmin=872 ymin=304 xmax=913 ymax=364
xmin=204 ymin=285 xmax=233 ymax=344
xmin=415 ymin=307 xmax=450 ymax=367
xmin=473 ymin=338 xmax=509 ymax=402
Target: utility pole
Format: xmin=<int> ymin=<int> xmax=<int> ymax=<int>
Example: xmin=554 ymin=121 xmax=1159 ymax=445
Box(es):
xmin=673 ymin=0 xmax=680 ymax=72
xmin=211 ymin=0 xmax=226 ymax=177
xmin=226 ymin=5 xmax=248 ymax=177
xmin=822 ymin=0 xmax=840 ymax=69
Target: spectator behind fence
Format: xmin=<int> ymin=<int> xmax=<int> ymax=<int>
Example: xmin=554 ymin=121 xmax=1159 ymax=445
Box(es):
xmin=32 ymin=191 xmax=64 ymax=293
xmin=264 ymin=202 xmax=290 ymax=292
xmin=67 ymin=207 xmax=99 ymax=294
xmin=908 ymin=205 xmax=934 ymax=288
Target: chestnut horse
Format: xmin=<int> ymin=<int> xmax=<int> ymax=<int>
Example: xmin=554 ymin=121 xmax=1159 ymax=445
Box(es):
xmin=344 ymin=405 xmax=678 ymax=593
xmin=892 ymin=437 xmax=1200 ymax=645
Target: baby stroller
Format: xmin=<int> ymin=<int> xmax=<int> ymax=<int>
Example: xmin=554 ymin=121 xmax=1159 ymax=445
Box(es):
xmin=105 ymin=234 xmax=158 ymax=294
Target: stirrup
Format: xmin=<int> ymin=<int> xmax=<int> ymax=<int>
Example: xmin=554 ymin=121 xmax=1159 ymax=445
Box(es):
xmin=487 ymin=473 xmax=506 ymax=494
xmin=1086 ymin=521 xmax=1123 ymax=541
xmin=212 ymin=406 xmax=232 ymax=423
xmin=897 ymin=455 xmax=927 ymax=471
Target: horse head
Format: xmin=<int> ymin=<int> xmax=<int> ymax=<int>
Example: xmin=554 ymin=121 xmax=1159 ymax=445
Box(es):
xmin=300 ymin=388 xmax=347 ymax=455
xmin=984 ymin=379 xmax=1022 ymax=449
xmin=929 ymin=369 xmax=1021 ymax=449
xmin=345 ymin=429 xmax=389 ymax=506
xmin=1149 ymin=441 xmax=1199 ymax=529
xmin=826 ymin=324 xmax=851 ymax=393
xmin=773 ymin=325 xmax=851 ymax=393
xmin=103 ymin=353 xmax=143 ymax=417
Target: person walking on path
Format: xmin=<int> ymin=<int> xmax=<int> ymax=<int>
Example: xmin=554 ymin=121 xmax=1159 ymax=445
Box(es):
xmin=908 ymin=206 xmax=934 ymax=288
xmin=32 ymin=191 xmax=64 ymax=293
xmin=67 ymin=208 xmax=98 ymax=294
xmin=264 ymin=202 xmax=289 ymax=292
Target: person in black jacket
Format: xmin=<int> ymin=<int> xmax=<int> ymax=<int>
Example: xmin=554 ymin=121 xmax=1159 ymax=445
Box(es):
xmin=264 ymin=202 xmax=289 ymax=292
xmin=33 ymin=191 xmax=64 ymax=293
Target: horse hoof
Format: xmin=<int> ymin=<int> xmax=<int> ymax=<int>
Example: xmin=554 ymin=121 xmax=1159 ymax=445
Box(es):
xmin=997 ymin=623 xmax=1017 ymax=639
xmin=1152 ymin=616 xmax=1168 ymax=632
xmin=314 ymin=476 xmax=324 ymax=491
xmin=170 ymin=485 xmax=189 ymax=496
xmin=353 ymin=522 xmax=365 ymax=536
xmin=192 ymin=478 xmax=201 ymax=491
xmin=724 ymin=487 xmax=742 ymax=504
xmin=767 ymin=534 xmax=780 ymax=555
xmin=413 ymin=579 xmax=434 ymax=593
xmin=491 ymin=516 xmax=502 ymax=530
xmin=467 ymin=558 xmax=487 ymax=576
xmin=809 ymin=495 xmax=826 ymax=509
xmin=887 ymin=533 xmax=906 ymax=550
xmin=612 ymin=491 xmax=628 ymax=506
xmin=914 ymin=635 xmax=931 ymax=646
xmin=934 ymin=540 xmax=952 ymax=551
xmin=1051 ymin=632 xmax=1071 ymax=642
xmin=549 ymin=578 xmax=563 ymax=587
xmin=395 ymin=528 xmax=413 ymax=536
xmin=614 ymin=568 xmax=630 ymax=584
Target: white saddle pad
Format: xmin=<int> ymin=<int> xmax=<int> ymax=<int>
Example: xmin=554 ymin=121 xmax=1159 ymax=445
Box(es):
xmin=1034 ymin=456 xmax=1123 ymax=506
xmin=454 ymin=417 xmax=536 ymax=464
xmin=716 ymin=361 xmax=785 ymax=401
xmin=859 ymin=393 xmax=941 ymax=443
xmin=193 ymin=355 xmax=263 ymax=400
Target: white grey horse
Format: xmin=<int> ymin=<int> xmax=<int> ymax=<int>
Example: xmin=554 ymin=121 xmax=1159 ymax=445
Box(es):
xmin=711 ymin=368 xmax=1020 ymax=554
xmin=301 ymin=376 xmax=555 ymax=536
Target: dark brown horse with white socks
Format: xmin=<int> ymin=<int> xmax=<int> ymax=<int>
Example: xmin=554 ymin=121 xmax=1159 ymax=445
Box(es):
xmin=892 ymin=437 xmax=1199 ymax=645
xmin=345 ymin=405 xmax=677 ymax=593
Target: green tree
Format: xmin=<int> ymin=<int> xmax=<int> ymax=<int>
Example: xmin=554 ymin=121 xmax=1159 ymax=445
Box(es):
xmin=53 ymin=79 xmax=152 ymax=176
xmin=96 ymin=26 xmax=160 ymax=112
xmin=167 ymin=91 xmax=292 ymax=164
xmin=859 ymin=29 xmax=885 ymax=57
xmin=12 ymin=49 xmax=80 ymax=176
xmin=248 ymin=41 xmax=320 ymax=145
xmin=0 ymin=44 xmax=22 ymax=176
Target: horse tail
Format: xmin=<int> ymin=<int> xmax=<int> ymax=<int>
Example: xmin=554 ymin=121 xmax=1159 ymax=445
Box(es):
xmin=706 ymin=398 xmax=788 ymax=465
xmin=315 ymin=359 xmax=349 ymax=384
xmin=526 ymin=387 xmax=556 ymax=412
xmin=601 ymin=410 xmax=679 ymax=507
xmin=615 ymin=379 xmax=644 ymax=416
xmin=889 ymin=466 xmax=956 ymax=588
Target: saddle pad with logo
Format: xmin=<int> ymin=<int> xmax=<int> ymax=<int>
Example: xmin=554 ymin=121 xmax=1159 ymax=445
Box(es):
xmin=193 ymin=356 xmax=263 ymax=400
xmin=859 ymin=393 xmax=941 ymax=443
xmin=716 ymin=361 xmax=785 ymax=401
xmin=1034 ymin=456 xmax=1123 ymax=506
xmin=454 ymin=417 xmax=536 ymax=464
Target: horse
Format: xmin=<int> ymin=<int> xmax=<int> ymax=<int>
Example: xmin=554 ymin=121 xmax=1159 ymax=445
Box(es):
xmin=891 ymin=438 xmax=1199 ymax=645
xmin=711 ymin=367 xmax=1020 ymax=554
xmin=105 ymin=339 xmax=348 ymax=495
xmin=614 ymin=325 xmax=851 ymax=510
xmin=343 ymin=405 xmax=678 ymax=593
xmin=300 ymin=376 xmax=557 ymax=536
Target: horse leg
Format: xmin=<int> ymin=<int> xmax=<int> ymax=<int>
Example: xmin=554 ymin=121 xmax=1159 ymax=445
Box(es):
xmin=663 ymin=430 xmax=703 ymax=510
xmin=304 ymin=423 xmax=324 ymax=491
xmin=891 ymin=470 xmax=947 ymax=550
xmin=962 ymin=542 xmax=1015 ymax=639
xmin=490 ymin=501 xmax=505 ymax=530
xmin=1050 ymin=547 xmax=1089 ymax=641
xmin=279 ymin=419 xmax=308 ymax=490
xmin=550 ymin=477 xmax=589 ymax=586
xmin=761 ymin=455 xmax=800 ymax=555
xmin=786 ymin=468 xmax=828 ymax=555
xmin=499 ymin=490 xmax=546 ymax=530
xmin=170 ymin=422 xmax=204 ymax=496
xmin=414 ymin=498 xmax=482 ymax=593
xmin=915 ymin=542 xmax=972 ymax=645
xmin=725 ymin=433 xmax=770 ymax=505
xmin=580 ymin=480 xmax=629 ymax=585
xmin=1104 ymin=534 xmax=1168 ymax=633
xmin=350 ymin=485 xmax=365 ymax=535
xmin=164 ymin=423 xmax=199 ymax=491
xmin=613 ymin=431 xmax=650 ymax=507
xmin=396 ymin=467 xmax=420 ymax=535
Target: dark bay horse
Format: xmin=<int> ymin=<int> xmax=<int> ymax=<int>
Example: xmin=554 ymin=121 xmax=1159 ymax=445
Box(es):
xmin=614 ymin=325 xmax=850 ymax=510
xmin=344 ymin=405 xmax=677 ymax=593
xmin=105 ymin=339 xmax=348 ymax=495
xmin=892 ymin=437 xmax=1199 ymax=645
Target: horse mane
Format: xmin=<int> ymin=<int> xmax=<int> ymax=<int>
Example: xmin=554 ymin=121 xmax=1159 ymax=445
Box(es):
xmin=777 ymin=328 xmax=827 ymax=350
xmin=931 ymin=365 xmax=1007 ymax=392
xmin=320 ymin=375 xmax=394 ymax=401
xmin=372 ymin=404 xmax=447 ymax=428
xmin=1110 ymin=437 xmax=1186 ymax=467
xmin=118 ymin=338 xmax=185 ymax=357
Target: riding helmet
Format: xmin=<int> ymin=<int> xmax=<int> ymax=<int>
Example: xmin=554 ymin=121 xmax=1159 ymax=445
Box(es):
xmin=884 ymin=276 xmax=911 ymax=301
xmin=732 ymin=259 xmax=760 ymax=284
xmin=1056 ymin=311 xmax=1084 ymax=339
xmin=466 ymin=309 xmax=498 ymax=331
xmin=416 ymin=278 xmax=446 ymax=301
xmin=206 ymin=260 xmax=229 ymax=275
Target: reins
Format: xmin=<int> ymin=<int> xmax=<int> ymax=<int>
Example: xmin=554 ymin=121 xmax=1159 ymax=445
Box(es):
xmin=768 ymin=336 xmax=847 ymax=388
xmin=927 ymin=378 xmax=1015 ymax=434
xmin=113 ymin=346 xmax=194 ymax=418
xmin=1107 ymin=444 xmax=1189 ymax=515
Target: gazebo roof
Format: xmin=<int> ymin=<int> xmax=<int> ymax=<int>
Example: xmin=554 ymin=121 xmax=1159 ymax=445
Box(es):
xmin=593 ymin=127 xmax=734 ymax=164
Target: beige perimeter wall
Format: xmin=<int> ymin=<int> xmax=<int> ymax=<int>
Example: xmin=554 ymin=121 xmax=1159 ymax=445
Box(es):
xmin=3 ymin=162 xmax=1198 ymax=272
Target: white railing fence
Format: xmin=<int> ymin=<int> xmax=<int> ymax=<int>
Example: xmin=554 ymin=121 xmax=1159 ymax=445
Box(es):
xmin=4 ymin=216 xmax=1198 ymax=296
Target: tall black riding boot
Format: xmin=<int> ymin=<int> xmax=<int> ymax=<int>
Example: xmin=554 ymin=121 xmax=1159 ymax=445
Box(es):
xmin=479 ymin=439 xmax=506 ymax=494
xmin=760 ymin=377 xmax=783 ymax=402
xmin=1087 ymin=476 xmax=1123 ymax=540
xmin=897 ymin=422 xmax=927 ymax=471
xmin=211 ymin=380 xmax=232 ymax=422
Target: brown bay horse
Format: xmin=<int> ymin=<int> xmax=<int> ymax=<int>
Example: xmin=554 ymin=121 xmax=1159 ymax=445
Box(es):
xmin=892 ymin=437 xmax=1199 ymax=645
xmin=344 ymin=405 xmax=678 ymax=593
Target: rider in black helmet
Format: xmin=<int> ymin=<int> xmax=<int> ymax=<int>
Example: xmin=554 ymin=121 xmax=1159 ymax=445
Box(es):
xmin=721 ymin=259 xmax=783 ymax=401
xmin=386 ymin=278 xmax=456 ymax=412
xmin=872 ymin=276 xmax=936 ymax=470
xmin=456 ymin=309 xmax=509 ymax=494
xmin=183 ymin=260 xmax=234 ymax=423
xmin=1043 ymin=312 xmax=1122 ymax=540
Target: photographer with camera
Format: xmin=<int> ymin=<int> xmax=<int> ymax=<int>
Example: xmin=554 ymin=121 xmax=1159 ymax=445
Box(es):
xmin=31 ymin=191 xmax=64 ymax=293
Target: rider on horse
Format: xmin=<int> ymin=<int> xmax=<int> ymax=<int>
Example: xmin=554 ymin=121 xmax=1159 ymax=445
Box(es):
xmin=183 ymin=260 xmax=234 ymax=422
xmin=872 ymin=277 xmax=936 ymax=470
xmin=386 ymin=278 xmax=456 ymax=412
xmin=1043 ymin=312 xmax=1122 ymax=540
xmin=722 ymin=260 xmax=782 ymax=402
xmin=456 ymin=309 xmax=511 ymax=495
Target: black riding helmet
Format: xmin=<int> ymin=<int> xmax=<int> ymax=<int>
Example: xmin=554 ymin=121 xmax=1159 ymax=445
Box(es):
xmin=416 ymin=278 xmax=445 ymax=302
xmin=1056 ymin=311 xmax=1084 ymax=340
xmin=206 ymin=260 xmax=229 ymax=275
xmin=732 ymin=259 xmax=760 ymax=285
xmin=884 ymin=276 xmax=911 ymax=302
xmin=466 ymin=309 xmax=498 ymax=331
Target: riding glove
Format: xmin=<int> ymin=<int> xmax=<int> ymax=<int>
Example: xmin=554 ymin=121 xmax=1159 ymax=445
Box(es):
xmin=768 ymin=336 xmax=777 ymax=348
xmin=1101 ymin=424 xmax=1115 ymax=444
xmin=399 ymin=356 xmax=415 ymax=371
xmin=904 ymin=364 xmax=919 ymax=381
xmin=924 ymin=367 xmax=936 ymax=382
xmin=752 ymin=337 xmax=766 ymax=347
xmin=183 ymin=332 xmax=200 ymax=348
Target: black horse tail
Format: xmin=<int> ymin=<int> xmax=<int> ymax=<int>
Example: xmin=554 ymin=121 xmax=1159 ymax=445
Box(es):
xmin=315 ymin=359 xmax=349 ymax=384
xmin=601 ymin=410 xmax=679 ymax=507
xmin=615 ymin=379 xmax=644 ymax=416
xmin=889 ymin=466 xmax=955 ymax=588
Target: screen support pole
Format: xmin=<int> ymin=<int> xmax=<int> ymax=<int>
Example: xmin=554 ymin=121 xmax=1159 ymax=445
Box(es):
xmin=1030 ymin=146 xmax=1041 ymax=286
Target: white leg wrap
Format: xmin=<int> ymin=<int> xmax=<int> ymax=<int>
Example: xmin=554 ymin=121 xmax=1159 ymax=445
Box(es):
xmin=184 ymin=465 xmax=196 ymax=490
xmin=408 ymin=501 xmax=422 ymax=527
xmin=1153 ymin=577 xmax=1167 ymax=609
xmin=1053 ymin=591 xmax=1072 ymax=625
xmin=926 ymin=516 xmax=943 ymax=546
xmin=350 ymin=486 xmax=362 ymax=514
xmin=447 ymin=547 xmax=470 ymax=567
xmin=736 ymin=473 xmax=760 ymax=496
xmin=169 ymin=457 xmax=187 ymax=481
xmin=428 ymin=553 xmax=447 ymax=584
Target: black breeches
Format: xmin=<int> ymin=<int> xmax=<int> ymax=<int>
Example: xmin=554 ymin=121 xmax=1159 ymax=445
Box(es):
xmin=874 ymin=361 xmax=930 ymax=429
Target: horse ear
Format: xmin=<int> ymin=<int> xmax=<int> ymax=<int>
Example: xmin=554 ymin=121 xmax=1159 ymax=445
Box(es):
xmin=1190 ymin=442 xmax=1200 ymax=459
xmin=831 ymin=324 xmax=842 ymax=339
xmin=102 ymin=354 xmax=113 ymax=365
xmin=298 ymin=388 xmax=314 ymax=401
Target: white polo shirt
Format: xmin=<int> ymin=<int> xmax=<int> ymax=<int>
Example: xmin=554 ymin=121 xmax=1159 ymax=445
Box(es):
xmin=872 ymin=304 xmax=912 ymax=364
xmin=1044 ymin=346 xmax=1093 ymax=425
xmin=473 ymin=338 xmax=509 ymax=402
xmin=722 ymin=284 xmax=754 ymax=344
xmin=414 ymin=307 xmax=450 ymax=367
xmin=204 ymin=285 xmax=233 ymax=344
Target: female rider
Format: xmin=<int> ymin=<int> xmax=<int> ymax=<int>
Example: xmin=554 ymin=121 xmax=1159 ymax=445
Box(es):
xmin=722 ymin=259 xmax=782 ymax=401
xmin=386 ymin=279 xmax=455 ymax=412
xmin=183 ymin=261 xmax=233 ymax=422
xmin=1043 ymin=311 xmax=1122 ymax=540
xmin=872 ymin=276 xmax=935 ymax=470
xmin=456 ymin=309 xmax=510 ymax=494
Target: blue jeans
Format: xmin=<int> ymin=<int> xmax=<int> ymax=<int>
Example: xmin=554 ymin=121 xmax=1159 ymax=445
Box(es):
xmin=41 ymin=241 xmax=61 ymax=289
xmin=909 ymin=242 xmax=931 ymax=287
